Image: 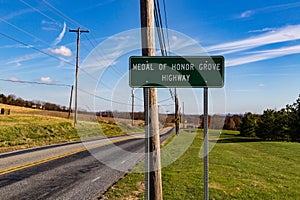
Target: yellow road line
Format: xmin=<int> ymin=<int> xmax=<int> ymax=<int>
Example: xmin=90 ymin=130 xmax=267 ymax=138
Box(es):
xmin=0 ymin=136 xmax=138 ymax=175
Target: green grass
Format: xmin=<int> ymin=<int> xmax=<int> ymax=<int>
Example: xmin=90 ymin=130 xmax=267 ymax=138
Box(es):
xmin=0 ymin=114 xmax=79 ymax=152
xmin=0 ymin=114 xmax=145 ymax=153
xmin=76 ymin=121 xmax=145 ymax=140
xmin=102 ymin=129 xmax=300 ymax=199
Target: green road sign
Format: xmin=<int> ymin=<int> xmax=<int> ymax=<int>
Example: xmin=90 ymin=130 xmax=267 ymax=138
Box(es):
xmin=129 ymin=56 xmax=224 ymax=88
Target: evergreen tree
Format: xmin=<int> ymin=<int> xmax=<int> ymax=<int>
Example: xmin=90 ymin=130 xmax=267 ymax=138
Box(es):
xmin=256 ymin=109 xmax=275 ymax=140
xmin=273 ymin=109 xmax=289 ymax=141
xmin=240 ymin=112 xmax=258 ymax=137
xmin=256 ymin=109 xmax=288 ymax=140
xmin=286 ymin=95 xmax=300 ymax=142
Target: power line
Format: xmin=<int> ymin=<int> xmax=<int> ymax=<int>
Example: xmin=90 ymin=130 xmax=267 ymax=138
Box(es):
xmin=162 ymin=0 xmax=170 ymax=54
xmin=41 ymin=0 xmax=86 ymax=29
xmin=4 ymin=2 xmax=113 ymax=91
xmin=38 ymin=0 xmax=110 ymax=56
xmin=0 ymin=17 xmax=52 ymax=47
xmin=154 ymin=0 xmax=175 ymax=103
xmin=83 ymin=34 xmax=123 ymax=77
xmin=38 ymin=0 xmax=125 ymax=89
xmin=134 ymin=95 xmax=144 ymax=102
xmin=20 ymin=0 xmax=92 ymax=57
xmin=0 ymin=28 xmax=111 ymax=91
xmin=154 ymin=1 xmax=179 ymax=132
xmin=30 ymin=0 xmax=123 ymax=86
xmin=158 ymin=104 xmax=175 ymax=107
xmin=78 ymin=88 xmax=143 ymax=107
xmin=0 ymin=31 xmax=74 ymax=66
xmin=158 ymin=97 xmax=172 ymax=103
xmin=19 ymin=0 xmax=63 ymax=27
xmin=0 ymin=78 xmax=72 ymax=87
xmin=154 ymin=0 xmax=167 ymax=56
xmin=0 ymin=29 xmax=120 ymax=108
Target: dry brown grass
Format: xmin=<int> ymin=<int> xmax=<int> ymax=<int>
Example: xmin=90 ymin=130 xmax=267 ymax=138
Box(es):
xmin=0 ymin=103 xmax=71 ymax=118
xmin=98 ymin=116 xmax=144 ymax=126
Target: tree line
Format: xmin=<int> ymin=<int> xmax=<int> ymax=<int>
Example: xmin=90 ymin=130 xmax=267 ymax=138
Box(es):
xmin=0 ymin=93 xmax=68 ymax=112
xmin=240 ymin=95 xmax=300 ymax=142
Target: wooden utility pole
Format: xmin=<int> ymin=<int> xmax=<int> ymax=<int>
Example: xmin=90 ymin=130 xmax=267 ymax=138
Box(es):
xmin=131 ymin=88 xmax=135 ymax=126
xmin=175 ymin=88 xmax=179 ymax=135
xmin=140 ymin=0 xmax=163 ymax=199
xmin=68 ymin=85 xmax=74 ymax=118
xmin=69 ymin=28 xmax=89 ymax=125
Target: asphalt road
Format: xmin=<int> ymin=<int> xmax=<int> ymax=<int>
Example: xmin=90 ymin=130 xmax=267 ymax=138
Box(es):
xmin=0 ymin=128 xmax=173 ymax=200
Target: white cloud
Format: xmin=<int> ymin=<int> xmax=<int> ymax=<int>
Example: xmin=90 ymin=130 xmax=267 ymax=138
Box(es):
xmin=49 ymin=46 xmax=72 ymax=57
xmin=42 ymin=27 xmax=58 ymax=31
xmin=253 ymin=44 xmax=300 ymax=56
xmin=207 ymin=25 xmax=300 ymax=54
xmin=41 ymin=20 xmax=60 ymax=31
xmin=168 ymin=34 xmax=206 ymax=55
xmin=41 ymin=20 xmax=58 ymax=25
xmin=226 ymin=44 xmax=300 ymax=66
xmin=2 ymin=9 xmax=33 ymax=20
xmin=83 ymin=50 xmax=122 ymax=69
xmin=204 ymin=24 xmax=300 ymax=66
xmin=237 ymin=2 xmax=300 ymax=19
xmin=9 ymin=77 xmax=20 ymax=82
xmin=258 ymin=83 xmax=266 ymax=87
xmin=239 ymin=10 xmax=254 ymax=18
xmin=171 ymin=35 xmax=178 ymax=42
xmin=53 ymin=22 xmax=66 ymax=45
xmin=40 ymin=77 xmax=53 ymax=83
xmin=0 ymin=44 xmax=33 ymax=49
xmin=6 ymin=53 xmax=42 ymax=66
xmin=248 ymin=27 xmax=274 ymax=33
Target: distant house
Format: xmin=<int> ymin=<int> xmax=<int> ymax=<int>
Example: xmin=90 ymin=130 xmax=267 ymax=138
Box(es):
xmin=31 ymin=105 xmax=43 ymax=109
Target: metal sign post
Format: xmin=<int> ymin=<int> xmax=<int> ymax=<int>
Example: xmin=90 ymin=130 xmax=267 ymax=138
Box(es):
xmin=143 ymin=88 xmax=150 ymax=199
xmin=203 ymin=87 xmax=209 ymax=200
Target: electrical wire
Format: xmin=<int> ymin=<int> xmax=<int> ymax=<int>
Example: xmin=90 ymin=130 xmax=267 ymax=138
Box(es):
xmin=19 ymin=0 xmax=63 ymax=27
xmin=9 ymin=1 xmax=173 ymax=112
xmin=154 ymin=1 xmax=167 ymax=56
xmin=0 ymin=31 xmax=74 ymax=67
xmin=39 ymin=0 xmax=123 ymax=78
xmin=159 ymin=104 xmax=175 ymax=107
xmin=162 ymin=0 xmax=170 ymax=54
xmin=0 ymin=78 xmax=72 ymax=87
xmin=78 ymin=88 xmax=143 ymax=107
xmin=39 ymin=1 xmax=124 ymax=81
xmin=18 ymin=0 xmax=121 ymax=93
xmin=134 ymin=96 xmax=144 ymax=102
xmin=154 ymin=0 xmax=175 ymax=103
xmin=158 ymin=97 xmax=173 ymax=103
xmin=41 ymin=0 xmax=86 ymax=29
xmin=0 ymin=17 xmax=52 ymax=47
xmin=83 ymin=34 xmax=123 ymax=77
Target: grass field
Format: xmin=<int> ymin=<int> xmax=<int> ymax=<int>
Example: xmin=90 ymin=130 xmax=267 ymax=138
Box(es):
xmin=102 ymin=129 xmax=300 ymax=199
xmin=0 ymin=114 xmax=78 ymax=152
xmin=0 ymin=103 xmax=144 ymax=153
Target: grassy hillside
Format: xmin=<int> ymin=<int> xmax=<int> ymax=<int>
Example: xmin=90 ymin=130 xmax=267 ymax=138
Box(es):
xmin=0 ymin=114 xmax=78 ymax=153
xmin=0 ymin=103 xmax=144 ymax=153
xmin=0 ymin=103 xmax=71 ymax=118
xmin=103 ymin=130 xmax=300 ymax=199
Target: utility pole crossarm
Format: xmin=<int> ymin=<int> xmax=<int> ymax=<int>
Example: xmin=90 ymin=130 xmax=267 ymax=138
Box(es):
xmin=69 ymin=29 xmax=90 ymax=33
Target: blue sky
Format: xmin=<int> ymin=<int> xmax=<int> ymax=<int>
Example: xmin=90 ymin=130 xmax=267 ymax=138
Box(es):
xmin=0 ymin=0 xmax=300 ymax=114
